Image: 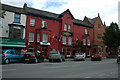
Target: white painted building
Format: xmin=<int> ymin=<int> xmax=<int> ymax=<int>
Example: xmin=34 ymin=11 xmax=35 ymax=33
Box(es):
xmin=1 ymin=4 xmax=26 ymax=50
xmin=1 ymin=4 xmax=26 ymax=39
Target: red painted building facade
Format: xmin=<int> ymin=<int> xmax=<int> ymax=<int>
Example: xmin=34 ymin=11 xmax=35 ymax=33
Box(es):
xmin=24 ymin=4 xmax=93 ymax=58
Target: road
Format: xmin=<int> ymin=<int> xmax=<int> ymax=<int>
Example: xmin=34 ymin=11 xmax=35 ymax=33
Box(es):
xmin=1 ymin=58 xmax=119 ymax=78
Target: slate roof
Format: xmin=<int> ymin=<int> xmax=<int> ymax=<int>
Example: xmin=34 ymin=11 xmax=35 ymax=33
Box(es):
xmin=25 ymin=7 xmax=59 ymax=20
xmin=86 ymin=17 xmax=98 ymax=24
xmin=73 ymin=19 xmax=93 ymax=28
xmin=1 ymin=4 xmax=25 ymax=14
xmin=58 ymin=9 xmax=74 ymax=19
xmin=1 ymin=3 xmax=93 ymax=28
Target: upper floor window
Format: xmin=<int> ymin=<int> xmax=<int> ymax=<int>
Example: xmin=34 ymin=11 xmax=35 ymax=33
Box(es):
xmin=64 ymin=24 xmax=67 ymax=31
xmin=87 ymin=39 xmax=90 ymax=46
xmin=83 ymin=39 xmax=86 ymax=45
xmin=84 ymin=29 xmax=88 ymax=35
xmin=37 ymin=33 xmax=40 ymax=42
xmin=14 ymin=13 xmax=20 ymax=23
xmin=68 ymin=25 xmax=71 ymax=31
xmin=98 ymin=34 xmax=102 ymax=40
xmin=62 ymin=36 xmax=66 ymax=44
xmin=98 ymin=24 xmax=101 ymax=30
xmin=42 ymin=33 xmax=48 ymax=42
xmin=42 ymin=20 xmax=47 ymax=28
xmin=30 ymin=18 xmax=35 ymax=27
xmin=68 ymin=37 xmax=72 ymax=45
xmin=29 ymin=32 xmax=34 ymax=42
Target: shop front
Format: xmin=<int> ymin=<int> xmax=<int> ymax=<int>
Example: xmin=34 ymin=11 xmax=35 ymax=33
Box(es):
xmin=0 ymin=37 xmax=26 ymax=51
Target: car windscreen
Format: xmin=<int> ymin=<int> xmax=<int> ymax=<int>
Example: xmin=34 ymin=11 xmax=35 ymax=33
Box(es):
xmin=25 ymin=52 xmax=35 ymax=54
xmin=50 ymin=51 xmax=57 ymax=54
xmin=75 ymin=52 xmax=83 ymax=55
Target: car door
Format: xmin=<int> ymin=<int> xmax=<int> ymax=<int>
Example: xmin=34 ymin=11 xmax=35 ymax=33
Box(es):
xmin=14 ymin=50 xmax=23 ymax=61
xmin=9 ymin=50 xmax=18 ymax=62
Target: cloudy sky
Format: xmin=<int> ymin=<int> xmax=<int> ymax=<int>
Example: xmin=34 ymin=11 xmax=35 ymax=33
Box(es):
xmin=1 ymin=0 xmax=120 ymax=26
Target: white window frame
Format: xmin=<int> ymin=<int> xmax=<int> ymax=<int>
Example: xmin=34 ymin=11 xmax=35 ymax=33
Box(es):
xmin=87 ymin=39 xmax=90 ymax=46
xmin=30 ymin=18 xmax=35 ymax=26
xmin=29 ymin=32 xmax=34 ymax=42
xmin=84 ymin=29 xmax=88 ymax=35
xmin=42 ymin=33 xmax=48 ymax=42
xmin=37 ymin=33 xmax=40 ymax=42
xmin=68 ymin=25 xmax=71 ymax=31
xmin=83 ymin=39 xmax=86 ymax=45
xmin=62 ymin=36 xmax=66 ymax=44
xmin=42 ymin=20 xmax=47 ymax=28
xmin=68 ymin=37 xmax=72 ymax=45
xmin=64 ymin=24 xmax=67 ymax=31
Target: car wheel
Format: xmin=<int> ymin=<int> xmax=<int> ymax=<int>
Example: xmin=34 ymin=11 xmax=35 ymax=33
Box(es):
xmin=42 ymin=58 xmax=44 ymax=62
xmin=4 ymin=59 xmax=10 ymax=64
xmin=62 ymin=59 xmax=65 ymax=61
xmin=117 ymin=60 xmax=120 ymax=64
xmin=49 ymin=59 xmax=52 ymax=62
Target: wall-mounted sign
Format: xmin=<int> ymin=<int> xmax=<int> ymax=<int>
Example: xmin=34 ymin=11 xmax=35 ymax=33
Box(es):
xmin=62 ymin=32 xmax=73 ymax=36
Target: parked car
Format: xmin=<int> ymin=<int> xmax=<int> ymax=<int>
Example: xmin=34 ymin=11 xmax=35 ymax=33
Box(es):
xmin=117 ymin=53 xmax=120 ymax=64
xmin=22 ymin=52 xmax=44 ymax=63
xmin=91 ymin=54 xmax=102 ymax=61
xmin=48 ymin=49 xmax=65 ymax=62
xmin=74 ymin=52 xmax=85 ymax=61
xmin=2 ymin=49 xmax=23 ymax=64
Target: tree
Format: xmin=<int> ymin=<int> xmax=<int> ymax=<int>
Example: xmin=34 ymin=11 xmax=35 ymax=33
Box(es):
xmin=103 ymin=22 xmax=120 ymax=55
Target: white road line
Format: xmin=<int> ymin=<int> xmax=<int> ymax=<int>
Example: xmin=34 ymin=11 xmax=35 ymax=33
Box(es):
xmin=43 ymin=66 xmax=68 ymax=69
xmin=84 ymin=76 xmax=92 ymax=78
xmin=2 ymin=69 xmax=16 ymax=71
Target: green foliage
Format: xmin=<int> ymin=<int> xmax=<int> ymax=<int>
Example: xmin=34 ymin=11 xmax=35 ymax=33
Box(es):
xmin=103 ymin=22 xmax=120 ymax=48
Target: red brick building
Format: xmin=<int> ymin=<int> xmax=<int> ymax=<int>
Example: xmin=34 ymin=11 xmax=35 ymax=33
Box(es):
xmin=83 ymin=14 xmax=106 ymax=57
xmin=24 ymin=4 xmax=93 ymax=58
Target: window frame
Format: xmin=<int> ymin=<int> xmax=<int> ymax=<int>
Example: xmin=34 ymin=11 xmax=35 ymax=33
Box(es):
xmin=68 ymin=37 xmax=72 ymax=45
xmin=68 ymin=25 xmax=71 ymax=32
xmin=64 ymin=24 xmax=67 ymax=31
xmin=30 ymin=18 xmax=35 ymax=27
xmin=42 ymin=33 xmax=48 ymax=42
xmin=41 ymin=20 xmax=47 ymax=28
xmin=14 ymin=13 xmax=21 ymax=23
xmin=62 ymin=36 xmax=66 ymax=44
xmin=37 ymin=33 xmax=40 ymax=42
xmin=29 ymin=32 xmax=34 ymax=42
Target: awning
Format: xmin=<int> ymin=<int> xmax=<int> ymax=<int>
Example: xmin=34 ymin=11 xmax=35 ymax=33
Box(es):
xmin=40 ymin=42 xmax=50 ymax=46
xmin=0 ymin=38 xmax=26 ymax=48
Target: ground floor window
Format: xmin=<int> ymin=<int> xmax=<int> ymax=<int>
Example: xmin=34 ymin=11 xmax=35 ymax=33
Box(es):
xmin=67 ymin=48 xmax=70 ymax=56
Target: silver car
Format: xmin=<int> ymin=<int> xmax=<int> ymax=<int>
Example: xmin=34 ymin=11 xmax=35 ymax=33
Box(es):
xmin=74 ymin=52 xmax=85 ymax=61
xmin=48 ymin=49 xmax=65 ymax=62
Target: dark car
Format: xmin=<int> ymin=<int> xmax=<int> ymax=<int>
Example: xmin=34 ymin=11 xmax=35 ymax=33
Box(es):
xmin=117 ymin=53 xmax=120 ymax=64
xmin=91 ymin=54 xmax=102 ymax=61
xmin=1 ymin=49 xmax=23 ymax=64
xmin=23 ymin=52 xmax=44 ymax=63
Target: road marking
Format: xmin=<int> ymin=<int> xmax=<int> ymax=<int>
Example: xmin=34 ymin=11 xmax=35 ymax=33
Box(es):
xmin=84 ymin=76 xmax=92 ymax=78
xmin=43 ymin=66 xmax=68 ymax=69
xmin=2 ymin=69 xmax=16 ymax=72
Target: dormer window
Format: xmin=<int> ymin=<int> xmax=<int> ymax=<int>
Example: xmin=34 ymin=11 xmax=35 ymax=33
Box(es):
xmin=84 ymin=29 xmax=88 ymax=35
xmin=64 ymin=24 xmax=67 ymax=31
xmin=68 ymin=25 xmax=71 ymax=31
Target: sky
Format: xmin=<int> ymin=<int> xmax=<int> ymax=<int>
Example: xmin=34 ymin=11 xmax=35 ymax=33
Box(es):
xmin=1 ymin=0 xmax=120 ymax=26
